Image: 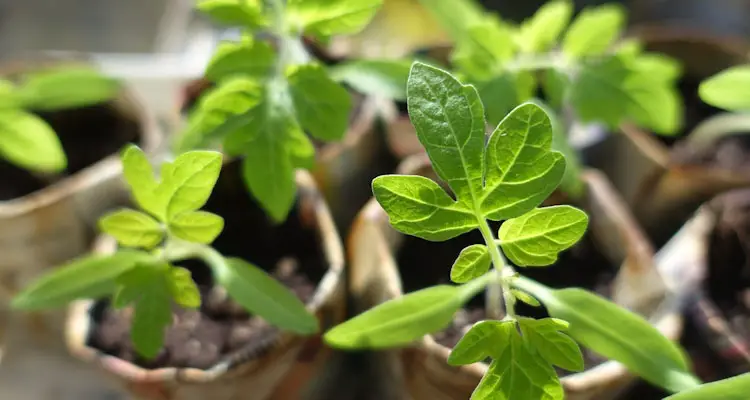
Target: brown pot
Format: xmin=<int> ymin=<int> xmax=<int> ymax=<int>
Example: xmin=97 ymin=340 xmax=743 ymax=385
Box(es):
xmin=65 ymin=166 xmax=345 ymax=400
xmin=347 ymin=153 xmax=684 ymax=400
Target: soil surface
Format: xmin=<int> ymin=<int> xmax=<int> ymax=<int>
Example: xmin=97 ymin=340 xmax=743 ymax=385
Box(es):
xmin=0 ymin=102 xmax=141 ymax=201
xmin=87 ymin=160 xmax=327 ymax=370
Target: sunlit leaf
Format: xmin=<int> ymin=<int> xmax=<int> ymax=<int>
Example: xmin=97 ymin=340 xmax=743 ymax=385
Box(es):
xmin=168 ymin=211 xmax=224 ymax=244
xmin=450 ymin=244 xmax=491 ymax=283
xmin=699 ymin=65 xmax=750 ymax=111
xmin=329 ymin=59 xmax=411 ymax=100
xmin=0 ymin=110 xmax=66 ymax=172
xmin=286 ymin=0 xmax=382 ymax=36
xmin=452 ymin=19 xmax=515 ymax=81
xmin=516 ymin=0 xmax=572 ymax=53
xmin=447 ymin=320 xmax=513 ymax=365
xmin=99 ymin=209 xmax=164 ymax=249
xmin=204 ymin=40 xmax=274 ymax=81
xmin=168 ymin=266 xmax=201 ymax=308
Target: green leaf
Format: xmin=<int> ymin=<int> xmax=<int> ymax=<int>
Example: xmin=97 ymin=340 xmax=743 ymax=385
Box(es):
xmin=630 ymin=54 xmax=682 ymax=83
xmin=450 ymin=244 xmax=491 ymax=283
xmin=511 ymin=289 xmax=540 ymax=307
xmin=499 ymin=205 xmax=588 ymax=267
xmin=99 ymin=209 xmax=164 ymax=249
xmin=516 ymin=0 xmax=572 ymax=53
xmin=204 ymin=40 xmax=274 ymax=81
xmin=213 ymin=257 xmax=318 ymax=334
xmin=287 ymin=64 xmax=352 ymax=141
xmin=168 ymin=267 xmax=201 ymax=308
xmin=286 ymin=0 xmax=382 ymax=36
xmin=329 ymin=59 xmax=411 ymax=101
xmin=562 ymin=4 xmax=626 ymax=58
xmin=168 ymin=211 xmax=224 ymax=244
xmin=372 ymin=175 xmax=478 ymax=241
xmin=478 ymin=72 xmax=534 ymax=126
xmin=533 ymin=98 xmax=584 ymax=198
xmin=196 ymin=0 xmax=265 ymax=28
xmin=18 ymin=67 xmax=120 ymax=110
xmin=447 ymin=320 xmax=514 ymax=365
xmin=699 ymin=65 xmax=750 ymax=111
xmin=414 ymin=0 xmax=485 ymax=42
xmin=160 ymin=151 xmax=223 ymax=221
xmin=325 ymin=282 xmax=485 ymax=349
xmin=0 ymin=79 xmax=18 ymax=108
xmin=114 ymin=264 xmax=173 ymax=358
xmin=514 ymin=278 xmax=701 ymax=393
xmin=452 ymin=19 xmax=515 ymax=81
xmin=472 ymin=328 xmax=564 ymax=400
xmin=121 ymin=144 xmax=161 ymax=218
xmin=0 ymin=110 xmax=66 ymax=172
xmin=11 ymin=251 xmax=152 ymax=310
xmin=481 ymin=103 xmax=566 ymax=220
xmin=664 ymin=373 xmax=750 ymax=400
xmin=406 ymin=62 xmax=485 ymax=207
xmin=543 ymin=68 xmax=569 ymax=109
xmin=518 ymin=317 xmax=584 ymax=372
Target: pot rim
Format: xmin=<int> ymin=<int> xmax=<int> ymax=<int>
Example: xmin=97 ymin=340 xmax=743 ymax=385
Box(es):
xmin=65 ymin=168 xmax=345 ymax=384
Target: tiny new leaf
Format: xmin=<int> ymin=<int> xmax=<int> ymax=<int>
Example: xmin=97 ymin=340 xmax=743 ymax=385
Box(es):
xmin=122 ymin=144 xmax=160 ymax=216
xmin=699 ymin=65 xmax=750 ymax=111
xmin=99 ymin=209 xmax=164 ymax=249
xmin=160 ymin=150 xmax=223 ymax=220
xmin=516 ymin=0 xmax=572 ymax=53
xmin=451 ymin=244 xmax=491 ymax=283
xmin=197 ymin=0 xmax=265 ymax=28
xmin=664 ymin=373 xmax=750 ymax=400
xmin=18 ymin=67 xmax=120 ymax=110
xmin=562 ymin=4 xmax=626 ymax=58
xmin=204 ymin=40 xmax=274 ymax=81
xmin=168 ymin=211 xmax=224 ymax=244
xmin=286 ymin=0 xmax=383 ymax=36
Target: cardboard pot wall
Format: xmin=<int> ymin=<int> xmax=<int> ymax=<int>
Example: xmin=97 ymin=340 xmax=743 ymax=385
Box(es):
xmin=347 ymin=154 xmax=683 ymax=400
xmin=66 ymin=168 xmax=345 ymax=400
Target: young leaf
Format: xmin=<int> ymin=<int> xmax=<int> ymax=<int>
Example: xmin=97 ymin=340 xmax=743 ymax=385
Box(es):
xmin=480 ymin=103 xmax=566 ymax=220
xmin=516 ymin=0 xmax=572 ymax=53
xmin=630 ymin=54 xmax=682 ymax=83
xmin=518 ymin=317 xmax=584 ymax=372
xmin=328 ymin=59 xmax=411 ymax=101
xmin=663 ymin=373 xmax=750 ymax=400
xmin=514 ymin=277 xmax=701 ymax=393
xmin=414 ymin=0 xmax=485 ymax=42
xmin=498 ymin=205 xmax=588 ymax=267
xmin=168 ymin=267 xmax=201 ymax=308
xmin=11 ymin=251 xmax=152 ymax=310
xmin=562 ymin=4 xmax=626 ymax=58
xmin=0 ymin=110 xmax=66 ymax=172
xmin=114 ymin=264 xmax=173 ymax=358
xmin=472 ymin=328 xmax=564 ymax=400
xmin=204 ymin=40 xmax=274 ymax=81
xmin=477 ymin=72 xmax=534 ymax=126
xmin=196 ymin=0 xmax=265 ymax=29
xmin=99 ymin=209 xmax=164 ymax=249
xmin=699 ymin=65 xmax=750 ymax=111
xmin=18 ymin=67 xmax=120 ymax=110
xmin=542 ymin=69 xmax=569 ymax=109
xmin=287 ymin=64 xmax=352 ymax=141
xmin=325 ymin=282 xmax=485 ymax=349
xmin=0 ymin=79 xmax=18 ymax=108
xmin=450 ymin=244 xmax=491 ymax=283
xmin=372 ymin=175 xmax=478 ymax=241
xmin=286 ymin=0 xmax=383 ymax=36
xmin=160 ymin=151 xmax=223 ymax=221
xmin=452 ymin=19 xmax=515 ymax=81
xmin=447 ymin=320 xmax=514 ymax=365
xmin=511 ymin=289 xmax=540 ymax=307
xmin=121 ymin=145 xmax=159 ymax=217
xmin=168 ymin=211 xmax=224 ymax=245
xmin=213 ymin=257 xmax=318 ymax=334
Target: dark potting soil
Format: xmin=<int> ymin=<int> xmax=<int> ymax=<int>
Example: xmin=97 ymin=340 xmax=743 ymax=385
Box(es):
xmin=87 ymin=160 xmax=328 ymax=370
xmin=0 ymin=102 xmax=141 ymax=201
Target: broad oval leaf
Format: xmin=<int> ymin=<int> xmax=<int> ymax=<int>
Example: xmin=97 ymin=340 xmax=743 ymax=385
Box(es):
xmin=325 ymin=283 xmax=483 ymax=349
xmin=18 ymin=67 xmax=120 ymax=110
xmin=514 ymin=277 xmax=701 ymax=393
xmin=450 ymin=244 xmax=491 ymax=283
xmin=196 ymin=0 xmax=265 ymax=28
xmin=11 ymin=251 xmax=152 ymax=310
xmin=406 ymin=62 xmax=486 ymax=207
xmin=516 ymin=0 xmax=572 ymax=53
xmin=499 ymin=205 xmax=588 ymax=267
xmin=372 ymin=175 xmax=477 ymax=242
xmin=518 ymin=317 xmax=584 ymax=372
xmin=168 ymin=266 xmax=201 ymax=308
xmin=204 ymin=40 xmax=274 ymax=81
xmin=121 ymin=144 xmax=161 ymax=218
xmin=447 ymin=320 xmax=513 ymax=365
xmin=168 ymin=211 xmax=224 ymax=244
xmin=0 ymin=110 xmax=66 ymax=172
xmin=99 ymin=209 xmax=163 ymax=249
xmin=562 ymin=4 xmax=626 ymax=58
xmin=481 ymin=103 xmax=566 ymax=220
xmin=214 ymin=257 xmax=318 ymax=334
xmin=699 ymin=66 xmax=750 ymax=111
xmin=286 ymin=0 xmax=382 ymax=36
xmin=329 ymin=59 xmax=411 ymax=101
xmin=161 ymin=150 xmax=223 ymax=220
xmin=472 ymin=328 xmax=564 ymax=400
xmin=664 ymin=373 xmax=750 ymax=400
xmin=287 ymin=64 xmax=352 ymax=141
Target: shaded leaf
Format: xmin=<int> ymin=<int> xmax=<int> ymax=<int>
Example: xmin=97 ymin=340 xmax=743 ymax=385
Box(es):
xmin=452 ymin=19 xmax=515 ymax=81
xmin=168 ymin=211 xmax=224 ymax=244
xmin=99 ymin=209 xmax=164 ymax=249
xmin=450 ymin=244 xmax=491 ymax=283
xmin=0 ymin=110 xmax=66 ymax=172
xmin=519 ymin=317 xmax=584 ymax=372
xmin=699 ymin=65 xmax=750 ymax=111
xmin=204 ymin=40 xmax=274 ymax=81
xmin=329 ymin=59 xmax=411 ymax=100
xmin=562 ymin=4 xmax=626 ymax=58
xmin=447 ymin=320 xmax=514 ymax=365
xmin=287 ymin=64 xmax=352 ymax=141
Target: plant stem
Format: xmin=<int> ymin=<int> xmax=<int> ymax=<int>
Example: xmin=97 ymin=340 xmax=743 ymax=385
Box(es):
xmin=162 ymin=239 xmax=227 ymax=274
xmin=477 ymin=218 xmax=516 ymax=320
xmin=505 ymin=53 xmax=570 ymax=73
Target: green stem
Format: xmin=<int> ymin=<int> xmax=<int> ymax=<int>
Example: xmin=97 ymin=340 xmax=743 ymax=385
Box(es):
xmin=505 ymin=53 xmax=570 ymax=73
xmin=162 ymin=239 xmax=227 ymax=274
xmin=477 ymin=217 xmax=516 ymax=320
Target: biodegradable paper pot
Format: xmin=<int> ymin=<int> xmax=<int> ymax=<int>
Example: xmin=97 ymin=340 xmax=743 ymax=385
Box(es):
xmin=66 ymin=167 xmax=345 ymax=400
xmin=347 ymin=154 xmax=684 ymax=400
xmin=585 ymin=27 xmax=750 ymax=245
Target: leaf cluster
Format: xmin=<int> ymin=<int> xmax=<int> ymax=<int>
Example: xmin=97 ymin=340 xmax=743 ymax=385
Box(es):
xmin=12 ymin=145 xmax=318 ymax=358
xmin=324 ymin=63 xmax=700 ymax=399
xmin=0 ymin=66 xmax=120 ymax=173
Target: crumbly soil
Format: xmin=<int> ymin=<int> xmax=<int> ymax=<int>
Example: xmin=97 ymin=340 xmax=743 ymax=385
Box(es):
xmin=0 ymin=102 xmax=141 ymax=201
xmin=87 ymin=160 xmax=328 ymax=370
